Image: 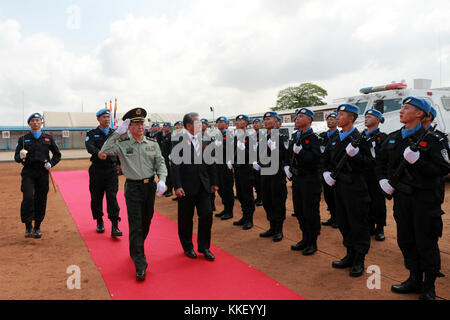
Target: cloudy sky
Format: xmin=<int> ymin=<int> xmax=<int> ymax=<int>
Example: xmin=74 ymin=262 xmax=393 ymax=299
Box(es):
xmin=1 ymin=0 xmax=449 ymax=125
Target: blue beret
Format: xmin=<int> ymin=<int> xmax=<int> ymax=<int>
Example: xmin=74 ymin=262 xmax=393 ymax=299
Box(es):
xmin=263 ymin=111 xmax=279 ymax=119
xmin=152 ymin=123 xmax=160 ymax=127
xmin=252 ymin=118 xmax=262 ymax=123
xmin=163 ymin=122 xmax=172 ymax=127
xmin=337 ymin=104 xmax=359 ymax=115
xmin=296 ymin=108 xmax=315 ymax=119
xmin=200 ymin=118 xmax=209 ymax=125
xmin=430 ymin=106 xmax=437 ymax=119
xmin=276 ymin=116 xmax=282 ymax=122
xmin=402 ymin=96 xmax=431 ymax=115
xmin=365 ymin=109 xmax=383 ymax=119
xmin=96 ymin=108 xmax=111 ymax=117
xmin=236 ymin=114 xmax=250 ymax=122
xmin=326 ymin=112 xmax=338 ymax=119
xmin=27 ymin=113 xmax=43 ymax=123
xmin=216 ymin=116 xmax=230 ymax=124
xmin=174 ymin=121 xmax=183 ymax=126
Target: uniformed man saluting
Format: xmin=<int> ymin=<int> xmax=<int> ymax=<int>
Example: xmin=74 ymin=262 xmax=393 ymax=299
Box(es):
xmin=15 ymin=113 xmax=61 ymax=238
xmin=101 ymin=108 xmax=167 ymax=281
xmin=376 ymin=97 xmax=450 ymax=300
xmin=85 ymin=108 xmax=122 ymax=237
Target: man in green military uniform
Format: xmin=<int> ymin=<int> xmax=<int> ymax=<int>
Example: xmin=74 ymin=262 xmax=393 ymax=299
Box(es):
xmin=101 ymin=107 xmax=167 ymax=281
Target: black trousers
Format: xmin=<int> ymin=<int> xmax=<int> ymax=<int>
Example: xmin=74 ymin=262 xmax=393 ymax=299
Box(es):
xmin=261 ymin=171 xmax=287 ymax=223
xmin=253 ymin=169 xmax=262 ymax=201
xmin=164 ymin=157 xmax=173 ymax=192
xmin=234 ymin=165 xmax=255 ymax=221
xmin=334 ymin=180 xmax=371 ymax=255
xmin=322 ymin=180 xmax=337 ymax=222
xmin=20 ymin=167 xmax=49 ymax=224
xmin=366 ymin=172 xmax=387 ymax=228
xmin=217 ymin=164 xmax=234 ymax=214
xmin=292 ymin=175 xmax=321 ymax=236
xmin=88 ymin=164 xmax=120 ymax=221
xmin=177 ymin=188 xmax=213 ymax=252
xmin=393 ymin=189 xmax=442 ymax=274
xmin=124 ymin=179 xmax=156 ymax=272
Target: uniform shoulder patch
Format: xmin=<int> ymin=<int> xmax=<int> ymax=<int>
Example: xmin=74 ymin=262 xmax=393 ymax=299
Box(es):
xmin=442 ymin=149 xmax=450 ymax=163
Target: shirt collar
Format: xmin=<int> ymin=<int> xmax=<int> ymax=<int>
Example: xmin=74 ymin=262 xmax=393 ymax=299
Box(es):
xmin=327 ymin=129 xmax=337 ymax=138
xmin=364 ymin=128 xmax=379 ymax=136
xmin=339 ymin=127 xmax=356 ymax=141
xmin=98 ymin=126 xmax=110 ymax=136
xmin=401 ymin=123 xmax=422 ymax=139
xmin=130 ymin=134 xmax=147 ymax=144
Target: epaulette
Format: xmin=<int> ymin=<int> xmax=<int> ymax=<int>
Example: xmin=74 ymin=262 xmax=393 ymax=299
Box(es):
xmin=146 ymin=137 xmax=157 ymax=142
xmin=118 ymin=136 xmax=130 ymax=142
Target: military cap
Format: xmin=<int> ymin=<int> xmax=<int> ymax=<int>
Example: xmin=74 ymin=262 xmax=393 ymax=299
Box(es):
xmin=326 ymin=112 xmax=338 ymax=119
xmin=122 ymin=107 xmax=147 ymax=122
xmin=365 ymin=109 xmax=383 ymax=119
xmin=296 ymin=108 xmax=315 ymax=119
xmin=152 ymin=123 xmax=160 ymax=127
xmin=236 ymin=114 xmax=250 ymax=122
xmin=216 ymin=116 xmax=230 ymax=124
xmin=252 ymin=118 xmax=262 ymax=123
xmin=336 ymin=104 xmax=359 ymax=115
xmin=200 ymin=118 xmax=209 ymax=125
xmin=96 ymin=108 xmax=111 ymax=117
xmin=430 ymin=106 xmax=437 ymax=119
xmin=402 ymin=96 xmax=431 ymax=115
xmin=27 ymin=112 xmax=43 ymax=123
xmin=263 ymin=111 xmax=279 ymax=119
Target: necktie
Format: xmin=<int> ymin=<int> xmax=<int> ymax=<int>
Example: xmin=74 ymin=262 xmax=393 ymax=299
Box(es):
xmin=193 ymin=135 xmax=200 ymax=156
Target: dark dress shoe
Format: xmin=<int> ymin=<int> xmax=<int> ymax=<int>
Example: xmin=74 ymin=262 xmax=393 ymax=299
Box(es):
xmin=391 ymin=274 xmax=423 ymax=294
xmin=332 ymin=223 xmax=339 ymax=229
xmin=164 ymin=192 xmax=173 ymax=197
xmin=185 ymin=249 xmax=197 ymax=259
xmin=111 ymin=226 xmax=123 ymax=237
xmin=221 ymin=213 xmax=233 ymax=220
xmin=215 ymin=211 xmax=225 ymax=218
xmin=96 ymin=219 xmax=105 ymax=233
xmin=233 ymin=218 xmax=246 ymax=226
xmin=375 ymin=232 xmax=385 ymax=241
xmin=272 ymin=232 xmax=283 ymax=242
xmin=243 ymin=221 xmax=253 ymax=230
xmin=172 ymin=197 xmax=179 ymax=201
xmin=199 ymin=249 xmax=215 ymax=261
xmin=322 ymin=219 xmax=334 ymax=226
xmin=25 ymin=227 xmax=33 ymax=238
xmin=332 ymin=248 xmax=354 ymax=269
xmin=255 ymin=200 xmax=263 ymax=207
xmin=303 ymin=240 xmax=317 ymax=256
xmin=349 ymin=254 xmax=365 ymax=277
xmin=291 ymin=212 xmax=297 ymax=217
xmin=259 ymin=229 xmax=275 ymax=238
xmin=32 ymin=227 xmax=42 ymax=239
xmin=136 ymin=270 xmax=146 ymax=281
xmin=291 ymin=240 xmax=307 ymax=251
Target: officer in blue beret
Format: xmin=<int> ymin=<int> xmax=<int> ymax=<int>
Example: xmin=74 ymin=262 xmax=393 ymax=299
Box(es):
xmin=287 ymin=108 xmax=322 ymax=255
xmin=319 ymin=112 xmax=339 ymax=228
xmin=85 ymin=108 xmax=122 ymax=236
xmin=214 ymin=116 xmax=235 ymax=220
xmin=146 ymin=122 xmax=163 ymax=146
xmin=251 ymin=118 xmax=263 ymax=206
xmin=376 ymin=96 xmax=450 ymax=299
xmin=321 ymin=103 xmax=372 ymax=277
xmin=14 ymin=112 xmax=61 ymax=238
xmin=255 ymin=111 xmax=288 ymax=242
xmin=361 ymin=109 xmax=388 ymax=241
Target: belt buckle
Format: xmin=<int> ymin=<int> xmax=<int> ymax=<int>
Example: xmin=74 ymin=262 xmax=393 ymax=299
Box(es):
xmin=143 ymin=179 xmax=150 ymax=184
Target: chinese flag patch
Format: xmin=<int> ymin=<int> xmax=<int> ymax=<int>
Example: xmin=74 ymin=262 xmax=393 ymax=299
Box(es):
xmin=45 ymin=138 xmax=50 ymax=142
xmin=419 ymin=141 xmax=428 ymax=148
xmin=305 ymin=140 xmax=310 ymax=144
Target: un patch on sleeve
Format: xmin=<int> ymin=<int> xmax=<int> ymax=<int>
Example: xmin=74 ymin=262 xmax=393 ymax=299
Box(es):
xmin=85 ymin=136 xmax=90 ymax=142
xmin=442 ymin=149 xmax=450 ymax=163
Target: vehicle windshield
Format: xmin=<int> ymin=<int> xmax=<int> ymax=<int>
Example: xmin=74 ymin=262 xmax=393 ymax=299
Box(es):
xmin=381 ymin=98 xmax=403 ymax=113
xmin=355 ymin=101 xmax=368 ymax=115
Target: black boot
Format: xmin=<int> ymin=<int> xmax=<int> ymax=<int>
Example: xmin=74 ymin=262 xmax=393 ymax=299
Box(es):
xmin=25 ymin=222 xmax=33 ymax=238
xmin=272 ymin=222 xmax=283 ymax=242
xmin=349 ymin=252 xmax=365 ymax=277
xmin=391 ymin=271 xmax=423 ymax=294
xmin=96 ymin=218 xmax=105 ymax=233
xmin=322 ymin=218 xmax=335 ymax=226
xmin=243 ymin=216 xmax=253 ymax=230
xmin=215 ymin=210 xmax=226 ymax=218
xmin=260 ymin=221 xmax=275 ymax=238
xmin=374 ymin=225 xmax=385 ymax=241
xmin=233 ymin=217 xmax=246 ymax=226
xmin=332 ymin=247 xmax=354 ymax=269
xmin=419 ymin=272 xmax=437 ymax=300
xmin=303 ymin=233 xmax=318 ymax=256
xmin=111 ymin=219 xmax=123 ymax=237
xmin=291 ymin=232 xmax=308 ymax=251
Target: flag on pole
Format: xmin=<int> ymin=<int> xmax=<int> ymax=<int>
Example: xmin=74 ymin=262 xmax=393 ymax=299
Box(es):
xmin=114 ymin=98 xmax=118 ymax=129
xmin=109 ymin=100 xmax=113 ymax=129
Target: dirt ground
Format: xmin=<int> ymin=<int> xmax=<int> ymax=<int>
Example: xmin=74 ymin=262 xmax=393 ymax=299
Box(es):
xmin=0 ymin=159 xmax=448 ymax=300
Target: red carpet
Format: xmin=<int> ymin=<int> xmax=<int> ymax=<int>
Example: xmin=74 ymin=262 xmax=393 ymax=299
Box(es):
xmin=53 ymin=170 xmax=304 ymax=300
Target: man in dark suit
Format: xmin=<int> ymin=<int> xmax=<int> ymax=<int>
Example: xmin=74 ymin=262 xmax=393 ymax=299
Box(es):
xmin=160 ymin=122 xmax=174 ymax=197
xmin=171 ymin=112 xmax=219 ymax=261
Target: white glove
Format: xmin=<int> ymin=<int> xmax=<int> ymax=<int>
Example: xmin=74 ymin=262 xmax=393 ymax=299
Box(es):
xmin=268 ymin=139 xmax=277 ymax=151
xmin=379 ymin=179 xmax=395 ymax=195
xmin=227 ymin=160 xmax=233 ymax=170
xmin=253 ymin=161 xmax=261 ymax=171
xmin=323 ymin=171 xmax=336 ymax=187
xmin=345 ymin=143 xmax=359 ymax=157
xmin=237 ymin=140 xmax=245 ymax=151
xmin=284 ymin=166 xmax=293 ymax=179
xmin=156 ymin=180 xmax=167 ymax=197
xmin=44 ymin=162 xmax=52 ymax=170
xmin=116 ymin=119 xmax=131 ymax=135
xmin=168 ymin=154 xmax=172 ymax=161
xmin=19 ymin=150 xmax=27 ymax=159
xmin=293 ymin=144 xmax=303 ymax=154
xmin=214 ymin=139 xmax=222 ymax=147
xmin=403 ymin=146 xmax=420 ymax=164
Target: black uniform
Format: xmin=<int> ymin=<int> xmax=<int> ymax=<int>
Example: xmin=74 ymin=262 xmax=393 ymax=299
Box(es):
xmin=215 ymin=130 xmax=235 ymax=219
xmin=360 ymin=128 xmax=388 ymax=236
xmin=14 ymin=132 xmax=61 ymax=228
xmin=252 ymin=130 xmax=262 ymax=204
xmin=376 ymin=125 xmax=450 ymax=296
xmin=202 ymin=131 xmax=216 ymax=211
xmin=430 ymin=127 xmax=449 ymax=204
xmin=232 ymin=131 xmax=255 ymax=228
xmin=321 ymin=128 xmax=371 ymax=275
xmin=319 ymin=129 xmax=339 ymax=226
xmin=257 ymin=130 xmax=288 ymax=241
xmin=160 ymin=131 xmax=173 ymax=194
xmin=85 ymin=127 xmax=120 ymax=223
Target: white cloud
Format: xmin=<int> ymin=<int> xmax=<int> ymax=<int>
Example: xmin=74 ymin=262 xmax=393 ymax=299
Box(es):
xmin=1 ymin=0 xmax=450 ymax=126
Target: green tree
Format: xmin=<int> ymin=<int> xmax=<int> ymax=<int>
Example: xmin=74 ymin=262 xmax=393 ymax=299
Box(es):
xmin=272 ymin=83 xmax=327 ymax=111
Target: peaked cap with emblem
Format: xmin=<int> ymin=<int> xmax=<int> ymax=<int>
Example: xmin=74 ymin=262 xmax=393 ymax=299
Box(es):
xmin=122 ymin=107 xmax=147 ymax=122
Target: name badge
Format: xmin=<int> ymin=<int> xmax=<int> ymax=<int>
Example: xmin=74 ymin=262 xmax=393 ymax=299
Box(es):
xmin=126 ymin=148 xmax=134 ymax=155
